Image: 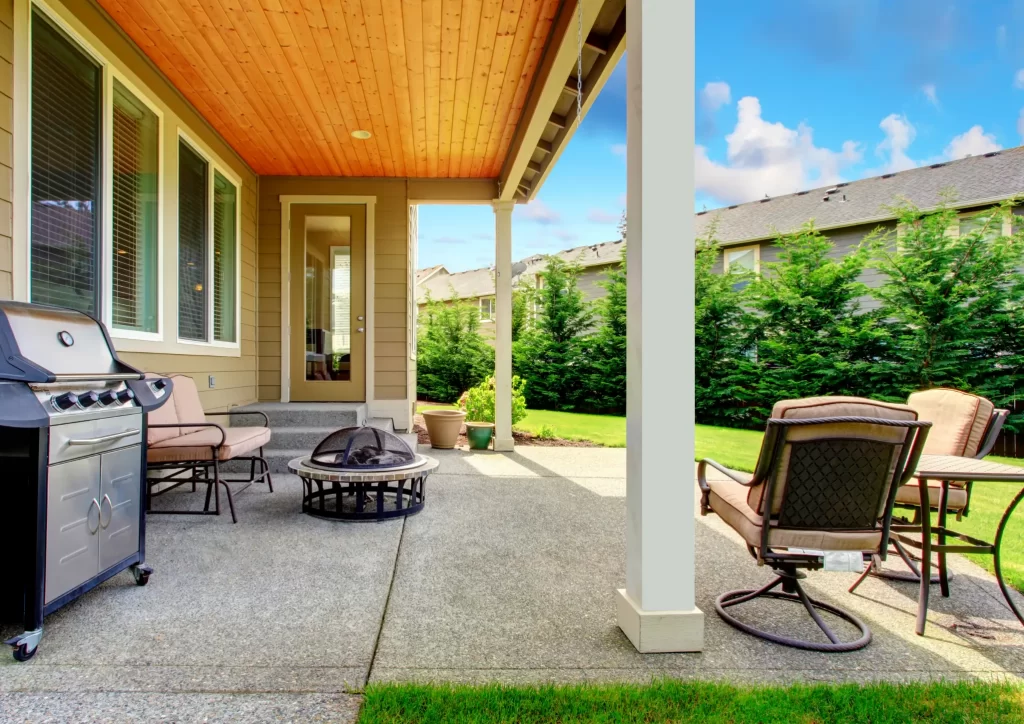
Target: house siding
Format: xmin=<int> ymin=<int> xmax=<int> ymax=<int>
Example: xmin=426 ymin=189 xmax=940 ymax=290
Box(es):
xmin=9 ymin=0 xmax=259 ymax=413
xmin=257 ymin=177 xmax=410 ymax=403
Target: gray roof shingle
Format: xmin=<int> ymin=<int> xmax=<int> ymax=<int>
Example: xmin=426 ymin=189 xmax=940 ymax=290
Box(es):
xmin=695 ymin=146 xmax=1024 ymax=245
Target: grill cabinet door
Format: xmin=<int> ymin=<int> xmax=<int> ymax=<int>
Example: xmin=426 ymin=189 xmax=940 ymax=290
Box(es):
xmin=98 ymin=446 xmax=141 ymax=572
xmin=45 ymin=456 xmax=101 ymax=604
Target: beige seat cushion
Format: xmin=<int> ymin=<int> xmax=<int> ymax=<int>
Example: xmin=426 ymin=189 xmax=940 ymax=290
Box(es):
xmin=749 ymin=396 xmax=919 ymax=513
xmin=907 ymin=388 xmax=994 ymax=457
xmin=148 ymin=426 xmax=271 ymax=463
xmin=709 ymin=475 xmax=882 ymax=551
xmin=894 ymin=480 xmax=968 ymax=511
xmin=146 ymin=374 xmax=207 ymax=443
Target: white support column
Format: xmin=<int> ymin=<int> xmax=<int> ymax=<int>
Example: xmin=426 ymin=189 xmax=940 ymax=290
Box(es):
xmin=615 ymin=0 xmax=704 ymax=653
xmin=493 ymin=200 xmax=516 ymax=452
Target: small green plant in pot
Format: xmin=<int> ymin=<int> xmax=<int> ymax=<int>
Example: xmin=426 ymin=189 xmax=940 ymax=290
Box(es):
xmin=462 ymin=376 xmax=527 ymax=450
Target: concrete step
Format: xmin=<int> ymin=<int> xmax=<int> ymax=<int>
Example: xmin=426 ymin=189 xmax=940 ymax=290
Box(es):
xmin=230 ymin=402 xmax=366 ymax=428
xmin=265 ymin=426 xmax=346 ymax=451
xmin=366 ymin=417 xmax=394 ymax=433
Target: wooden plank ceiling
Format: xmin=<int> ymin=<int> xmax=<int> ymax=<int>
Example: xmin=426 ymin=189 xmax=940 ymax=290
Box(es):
xmin=97 ymin=0 xmax=563 ymax=177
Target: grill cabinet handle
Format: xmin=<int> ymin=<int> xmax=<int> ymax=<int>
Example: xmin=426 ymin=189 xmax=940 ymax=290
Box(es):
xmin=87 ymin=498 xmax=101 ymax=535
xmin=67 ymin=429 xmax=140 ymax=446
xmin=99 ymin=494 xmax=113 ymax=529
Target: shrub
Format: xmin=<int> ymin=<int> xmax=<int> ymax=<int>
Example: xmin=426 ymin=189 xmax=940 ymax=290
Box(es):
xmin=585 ymin=246 xmax=627 ymax=414
xmin=462 ymin=375 xmax=528 ymax=425
xmin=416 ymin=293 xmax=494 ymax=403
xmin=537 ymin=424 xmax=556 ymax=440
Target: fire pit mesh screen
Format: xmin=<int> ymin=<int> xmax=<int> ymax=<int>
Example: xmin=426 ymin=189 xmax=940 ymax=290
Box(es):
xmin=309 ymin=426 xmax=416 ymax=470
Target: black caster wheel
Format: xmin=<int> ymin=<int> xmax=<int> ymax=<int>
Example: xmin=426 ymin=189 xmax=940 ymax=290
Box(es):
xmin=131 ymin=564 xmax=153 ymax=586
xmin=12 ymin=644 xmax=36 ymax=662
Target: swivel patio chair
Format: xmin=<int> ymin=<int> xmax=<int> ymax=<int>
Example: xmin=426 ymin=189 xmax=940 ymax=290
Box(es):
xmin=145 ymin=374 xmax=273 ymax=523
xmin=698 ymin=396 xmax=930 ymax=651
xmin=865 ymin=388 xmax=1008 ymax=587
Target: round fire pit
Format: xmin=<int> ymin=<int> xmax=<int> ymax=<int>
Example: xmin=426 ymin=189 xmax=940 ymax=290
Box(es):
xmin=287 ymin=426 xmax=438 ymax=521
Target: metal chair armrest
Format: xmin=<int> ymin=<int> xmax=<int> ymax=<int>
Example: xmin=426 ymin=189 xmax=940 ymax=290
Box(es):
xmin=697 ymin=458 xmax=755 ymax=517
xmin=205 ymin=410 xmax=270 ymax=427
xmin=146 ymin=422 xmax=227 ymax=450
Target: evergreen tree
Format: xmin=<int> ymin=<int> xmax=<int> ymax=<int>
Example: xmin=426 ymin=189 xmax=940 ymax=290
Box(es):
xmin=585 ymin=246 xmax=627 ymax=414
xmin=513 ymin=257 xmax=593 ymax=411
xmin=416 ymin=293 xmax=494 ymax=403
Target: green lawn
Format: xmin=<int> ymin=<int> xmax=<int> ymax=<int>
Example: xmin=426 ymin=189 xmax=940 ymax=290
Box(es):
xmin=359 ymin=680 xmax=1024 ymax=723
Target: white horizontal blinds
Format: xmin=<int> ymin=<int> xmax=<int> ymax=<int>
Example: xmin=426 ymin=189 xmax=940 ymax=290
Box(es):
xmin=331 ymin=247 xmax=351 ymax=354
xmin=178 ymin=141 xmax=208 ymax=341
xmin=111 ymin=80 xmax=159 ymax=332
xmin=30 ymin=10 xmax=101 ymax=315
xmin=213 ymin=171 xmax=237 ymax=343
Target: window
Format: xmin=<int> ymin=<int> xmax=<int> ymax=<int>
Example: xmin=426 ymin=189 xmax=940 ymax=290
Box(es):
xmin=111 ymin=80 xmax=159 ymax=332
xmin=958 ymin=211 xmax=1009 ymax=241
xmin=724 ymin=245 xmax=759 ymax=274
xmin=479 ymin=296 xmax=495 ymax=321
xmin=30 ymin=9 xmax=101 ymax=315
xmin=178 ymin=141 xmax=207 ymax=341
xmin=177 ymin=139 xmax=239 ymax=344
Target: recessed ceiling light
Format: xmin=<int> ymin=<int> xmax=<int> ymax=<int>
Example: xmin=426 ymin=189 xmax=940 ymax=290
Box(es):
xmin=351 ymin=129 xmax=372 ymax=140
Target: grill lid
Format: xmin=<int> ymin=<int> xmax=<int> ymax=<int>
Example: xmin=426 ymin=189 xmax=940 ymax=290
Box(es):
xmin=0 ymin=301 xmax=141 ymax=383
xmin=309 ymin=426 xmax=417 ymax=470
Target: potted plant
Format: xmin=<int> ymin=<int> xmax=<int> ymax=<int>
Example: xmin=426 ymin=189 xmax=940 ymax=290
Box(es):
xmin=421 ymin=406 xmax=466 ymax=449
xmin=462 ymin=376 xmax=528 ymax=450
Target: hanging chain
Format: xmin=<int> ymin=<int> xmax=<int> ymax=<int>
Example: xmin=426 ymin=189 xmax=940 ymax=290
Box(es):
xmin=576 ymin=0 xmax=583 ymax=128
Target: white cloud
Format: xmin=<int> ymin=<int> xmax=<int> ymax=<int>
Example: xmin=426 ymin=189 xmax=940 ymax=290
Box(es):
xmin=694 ymin=96 xmax=861 ymax=205
xmin=876 ymin=114 xmax=917 ymax=173
xmin=554 ymin=229 xmax=578 ymax=242
xmin=922 ymin=83 xmax=938 ymax=106
xmin=998 ymin=25 xmax=1008 ymax=50
xmin=517 ymin=200 xmax=561 ymax=225
xmin=587 ymin=209 xmax=620 ymax=224
xmin=699 ymin=81 xmax=731 ymax=112
xmin=1015 ymin=69 xmax=1024 ymax=89
xmin=1018 ymin=110 xmax=1024 ymax=141
xmin=944 ymin=125 xmax=1001 ymax=160
xmin=610 ymin=143 xmax=627 ymax=158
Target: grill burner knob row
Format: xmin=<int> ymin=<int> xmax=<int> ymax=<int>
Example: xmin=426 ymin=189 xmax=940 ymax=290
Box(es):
xmin=51 ymin=392 xmax=79 ymax=412
xmin=98 ymin=390 xmax=117 ymax=406
xmin=116 ymin=388 xmax=135 ymax=405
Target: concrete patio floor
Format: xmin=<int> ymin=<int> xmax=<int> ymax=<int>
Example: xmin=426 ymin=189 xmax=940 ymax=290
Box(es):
xmin=3 ymin=446 xmax=1024 ymax=721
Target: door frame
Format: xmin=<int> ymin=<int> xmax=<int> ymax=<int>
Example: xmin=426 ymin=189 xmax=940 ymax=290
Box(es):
xmin=279 ymin=195 xmax=376 ymax=404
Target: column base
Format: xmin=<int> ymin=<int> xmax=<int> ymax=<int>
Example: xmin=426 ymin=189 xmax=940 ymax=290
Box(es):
xmin=615 ymin=588 xmax=704 ymax=653
xmin=492 ymin=437 xmax=515 ymax=452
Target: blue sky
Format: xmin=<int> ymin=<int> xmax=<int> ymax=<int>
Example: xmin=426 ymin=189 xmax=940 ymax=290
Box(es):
xmin=418 ymin=0 xmax=1024 ymax=272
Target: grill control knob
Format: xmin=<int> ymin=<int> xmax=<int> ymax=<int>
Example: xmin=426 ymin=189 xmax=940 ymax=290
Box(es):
xmin=51 ymin=392 xmax=79 ymax=412
xmin=98 ymin=390 xmax=118 ymax=406
xmin=152 ymin=378 xmax=168 ymax=391
xmin=77 ymin=391 xmax=100 ymax=408
xmin=115 ymin=388 xmax=136 ymax=405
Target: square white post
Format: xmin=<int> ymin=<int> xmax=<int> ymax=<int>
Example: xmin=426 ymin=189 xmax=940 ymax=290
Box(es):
xmin=615 ymin=0 xmax=704 ymax=652
xmin=493 ymin=200 xmax=515 ymax=452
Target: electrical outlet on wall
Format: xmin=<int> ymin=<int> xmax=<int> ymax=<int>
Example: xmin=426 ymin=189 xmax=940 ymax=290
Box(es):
xmin=209 ymin=375 xmax=216 ymax=389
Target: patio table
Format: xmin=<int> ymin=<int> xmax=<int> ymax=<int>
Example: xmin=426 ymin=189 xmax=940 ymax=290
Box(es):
xmin=893 ymin=454 xmax=1024 ymax=636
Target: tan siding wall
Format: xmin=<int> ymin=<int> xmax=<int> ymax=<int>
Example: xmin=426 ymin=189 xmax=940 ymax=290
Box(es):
xmin=0 ymin=0 xmax=11 ymax=298
xmin=12 ymin=0 xmax=259 ymax=412
xmin=257 ymin=177 xmax=409 ymax=402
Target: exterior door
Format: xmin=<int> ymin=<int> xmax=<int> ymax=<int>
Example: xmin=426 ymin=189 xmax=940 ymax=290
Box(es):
xmin=290 ymin=204 xmax=366 ymax=401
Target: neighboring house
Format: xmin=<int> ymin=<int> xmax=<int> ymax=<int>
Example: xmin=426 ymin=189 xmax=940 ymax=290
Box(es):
xmin=415 ymin=240 xmax=625 ymax=335
xmin=695 ymin=147 xmax=1024 ymax=308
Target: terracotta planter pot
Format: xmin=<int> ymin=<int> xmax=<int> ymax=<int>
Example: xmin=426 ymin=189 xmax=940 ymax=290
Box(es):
xmin=422 ymin=409 xmax=466 ymax=449
xmin=465 ymin=421 xmax=495 ymax=450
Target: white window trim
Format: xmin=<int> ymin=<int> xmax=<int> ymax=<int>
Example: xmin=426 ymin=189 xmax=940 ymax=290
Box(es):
xmin=479 ymin=295 xmax=495 ymax=322
xmin=175 ymin=128 xmax=242 ymax=350
xmin=723 ymin=244 xmax=760 ymax=274
xmin=950 ymin=208 xmax=1013 ymax=239
xmin=14 ymin=0 xmax=245 ymax=357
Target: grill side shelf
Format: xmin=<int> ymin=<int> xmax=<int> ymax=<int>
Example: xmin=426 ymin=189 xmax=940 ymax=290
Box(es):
xmin=0 ymin=382 xmax=50 ymax=428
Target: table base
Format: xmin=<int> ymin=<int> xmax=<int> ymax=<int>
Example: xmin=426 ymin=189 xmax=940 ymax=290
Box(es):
xmin=298 ymin=475 xmax=427 ymax=521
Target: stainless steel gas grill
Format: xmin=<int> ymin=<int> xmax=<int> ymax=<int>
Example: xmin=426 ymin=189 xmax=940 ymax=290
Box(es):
xmin=0 ymin=301 xmax=172 ymax=662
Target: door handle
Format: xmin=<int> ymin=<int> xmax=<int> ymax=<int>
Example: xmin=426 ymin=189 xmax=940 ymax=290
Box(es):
xmin=87 ymin=498 xmax=101 ymax=534
xmin=99 ymin=494 xmax=113 ymax=529
xmin=67 ymin=429 xmax=140 ymax=446
xmin=357 ymin=327 xmax=364 ymax=333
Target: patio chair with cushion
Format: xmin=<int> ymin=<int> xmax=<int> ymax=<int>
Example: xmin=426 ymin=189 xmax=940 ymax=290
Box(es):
xmin=146 ymin=374 xmax=273 ymax=523
xmin=697 ymin=396 xmax=930 ymax=651
xmin=867 ymin=388 xmax=1008 ymax=587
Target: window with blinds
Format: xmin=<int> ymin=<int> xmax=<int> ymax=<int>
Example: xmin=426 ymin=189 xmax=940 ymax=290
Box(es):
xmin=112 ymin=80 xmax=159 ymax=332
xmin=30 ymin=9 xmax=101 ymax=315
xmin=178 ymin=141 xmax=208 ymax=341
xmin=213 ymin=172 xmax=237 ymax=342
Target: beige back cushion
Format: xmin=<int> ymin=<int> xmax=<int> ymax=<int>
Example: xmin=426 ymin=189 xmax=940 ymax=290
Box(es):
xmin=907 ymin=388 xmax=994 ymax=458
xmin=748 ymin=396 xmax=919 ymax=514
xmin=145 ymin=374 xmax=205 ymax=444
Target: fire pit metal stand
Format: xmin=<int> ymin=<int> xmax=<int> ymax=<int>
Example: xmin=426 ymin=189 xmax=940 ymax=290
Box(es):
xmin=288 ymin=456 xmax=438 ymax=521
